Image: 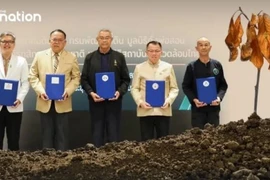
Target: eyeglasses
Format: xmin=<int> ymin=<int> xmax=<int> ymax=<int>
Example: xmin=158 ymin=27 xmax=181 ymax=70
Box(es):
xmin=50 ymin=39 xmax=65 ymax=43
xmin=0 ymin=41 xmax=15 ymax=45
xmin=98 ymin=36 xmax=112 ymax=41
xmin=147 ymin=50 xmax=161 ymax=53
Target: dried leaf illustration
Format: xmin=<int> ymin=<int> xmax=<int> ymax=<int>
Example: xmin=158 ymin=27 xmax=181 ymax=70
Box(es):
xmin=225 ymin=13 xmax=244 ymax=61
xmin=225 ymin=17 xmax=235 ymax=49
xmin=229 ymin=48 xmax=239 ymax=61
xmin=264 ymin=13 xmax=270 ymax=32
xmin=234 ymin=15 xmax=244 ymax=47
xmin=250 ymin=39 xmax=264 ymax=69
xmin=247 ymin=14 xmax=264 ymax=69
xmin=241 ymin=14 xmax=256 ymax=61
xmin=227 ymin=7 xmax=268 ymax=117
xmin=241 ymin=43 xmax=252 ymax=61
xmin=257 ymin=13 xmax=270 ymax=69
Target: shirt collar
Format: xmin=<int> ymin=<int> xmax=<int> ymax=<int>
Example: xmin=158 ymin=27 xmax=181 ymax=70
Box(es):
xmin=51 ymin=50 xmax=63 ymax=57
xmin=1 ymin=54 xmax=12 ymax=62
xmin=98 ymin=48 xmax=112 ymax=55
xmin=147 ymin=59 xmax=161 ymax=67
xmin=198 ymin=58 xmax=211 ymax=65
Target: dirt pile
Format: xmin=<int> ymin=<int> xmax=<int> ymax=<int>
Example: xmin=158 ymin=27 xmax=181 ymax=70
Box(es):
xmin=1 ymin=116 xmax=270 ymax=180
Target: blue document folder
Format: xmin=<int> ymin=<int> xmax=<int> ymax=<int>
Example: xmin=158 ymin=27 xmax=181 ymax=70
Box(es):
xmin=146 ymin=80 xmax=165 ymax=107
xmin=196 ymin=77 xmax=217 ymax=104
xmin=95 ymin=72 xmax=115 ymax=99
xmin=45 ymin=74 xmax=65 ymax=100
xmin=0 ymin=79 xmax=19 ymax=106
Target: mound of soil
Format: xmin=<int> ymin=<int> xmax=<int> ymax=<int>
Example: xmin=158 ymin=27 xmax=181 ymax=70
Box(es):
xmin=1 ymin=115 xmax=270 ymax=180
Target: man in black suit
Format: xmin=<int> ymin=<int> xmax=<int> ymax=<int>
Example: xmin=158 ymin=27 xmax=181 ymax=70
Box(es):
xmin=81 ymin=29 xmax=130 ymax=147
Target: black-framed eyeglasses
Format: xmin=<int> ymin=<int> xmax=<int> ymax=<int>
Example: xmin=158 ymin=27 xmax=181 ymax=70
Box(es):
xmin=0 ymin=41 xmax=15 ymax=44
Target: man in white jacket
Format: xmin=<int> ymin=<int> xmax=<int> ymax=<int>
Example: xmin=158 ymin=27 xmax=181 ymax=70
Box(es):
xmin=0 ymin=32 xmax=29 ymax=151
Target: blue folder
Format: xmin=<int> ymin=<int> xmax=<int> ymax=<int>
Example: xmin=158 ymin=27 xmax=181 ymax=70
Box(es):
xmin=45 ymin=74 xmax=65 ymax=100
xmin=146 ymin=80 xmax=165 ymax=107
xmin=196 ymin=77 xmax=217 ymax=104
xmin=95 ymin=72 xmax=115 ymax=99
xmin=0 ymin=79 xmax=19 ymax=106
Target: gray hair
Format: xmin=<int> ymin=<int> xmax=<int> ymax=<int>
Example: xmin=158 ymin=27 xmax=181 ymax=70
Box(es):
xmin=97 ymin=29 xmax=113 ymax=37
xmin=0 ymin=31 xmax=16 ymax=41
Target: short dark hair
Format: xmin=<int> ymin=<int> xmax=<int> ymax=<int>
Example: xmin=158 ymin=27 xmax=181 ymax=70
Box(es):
xmin=146 ymin=41 xmax=162 ymax=49
xmin=50 ymin=29 xmax=66 ymax=39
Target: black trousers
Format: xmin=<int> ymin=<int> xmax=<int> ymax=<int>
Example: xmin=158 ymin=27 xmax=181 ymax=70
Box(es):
xmin=89 ymin=99 xmax=122 ymax=148
xmin=0 ymin=106 xmax=22 ymax=151
xmin=191 ymin=110 xmax=220 ymax=129
xmin=40 ymin=102 xmax=69 ymax=151
xmin=140 ymin=116 xmax=170 ymax=141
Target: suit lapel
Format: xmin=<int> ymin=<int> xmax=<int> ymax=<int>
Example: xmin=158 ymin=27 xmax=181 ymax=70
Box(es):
xmin=6 ymin=55 xmax=16 ymax=77
xmin=46 ymin=49 xmax=53 ymax=73
xmin=56 ymin=50 xmax=66 ymax=73
xmin=95 ymin=52 xmax=101 ymax=72
xmin=109 ymin=53 xmax=114 ymax=71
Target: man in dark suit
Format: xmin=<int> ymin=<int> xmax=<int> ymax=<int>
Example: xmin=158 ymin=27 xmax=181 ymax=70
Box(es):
xmin=81 ymin=29 xmax=130 ymax=147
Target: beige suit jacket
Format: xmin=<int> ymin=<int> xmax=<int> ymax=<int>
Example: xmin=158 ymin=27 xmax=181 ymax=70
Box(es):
xmin=28 ymin=49 xmax=80 ymax=113
xmin=131 ymin=60 xmax=179 ymax=117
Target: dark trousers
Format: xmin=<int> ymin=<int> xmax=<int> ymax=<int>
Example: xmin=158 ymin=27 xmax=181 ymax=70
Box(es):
xmin=191 ymin=110 xmax=220 ymax=129
xmin=89 ymin=99 xmax=122 ymax=148
xmin=40 ymin=102 xmax=69 ymax=151
xmin=140 ymin=116 xmax=170 ymax=141
xmin=0 ymin=106 xmax=22 ymax=151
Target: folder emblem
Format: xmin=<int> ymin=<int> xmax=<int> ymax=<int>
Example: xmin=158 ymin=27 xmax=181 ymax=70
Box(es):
xmin=203 ymin=80 xmax=210 ymax=87
xmin=102 ymin=75 xmax=109 ymax=82
xmin=152 ymin=83 xmax=159 ymax=90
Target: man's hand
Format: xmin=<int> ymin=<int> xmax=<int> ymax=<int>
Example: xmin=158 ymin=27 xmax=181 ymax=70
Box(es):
xmin=109 ymin=91 xmax=120 ymax=101
xmin=40 ymin=93 xmax=49 ymax=101
xmin=58 ymin=90 xmax=68 ymax=101
xmin=139 ymin=102 xmax=152 ymax=109
xmin=210 ymin=97 xmax=221 ymax=106
xmin=90 ymin=92 xmax=105 ymax=102
xmin=193 ymin=98 xmax=207 ymax=108
xmin=12 ymin=99 xmax=21 ymax=108
xmin=161 ymin=102 xmax=170 ymax=109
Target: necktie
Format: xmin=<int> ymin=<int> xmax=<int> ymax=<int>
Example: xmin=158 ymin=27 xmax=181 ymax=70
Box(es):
xmin=3 ymin=60 xmax=9 ymax=76
xmin=54 ymin=53 xmax=59 ymax=73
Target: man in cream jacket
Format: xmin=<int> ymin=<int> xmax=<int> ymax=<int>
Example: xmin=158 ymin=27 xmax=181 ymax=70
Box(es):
xmin=131 ymin=41 xmax=179 ymax=141
xmin=29 ymin=29 xmax=80 ymax=151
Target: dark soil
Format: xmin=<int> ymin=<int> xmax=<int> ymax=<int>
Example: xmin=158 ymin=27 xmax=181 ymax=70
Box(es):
xmin=1 ymin=115 xmax=270 ymax=180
